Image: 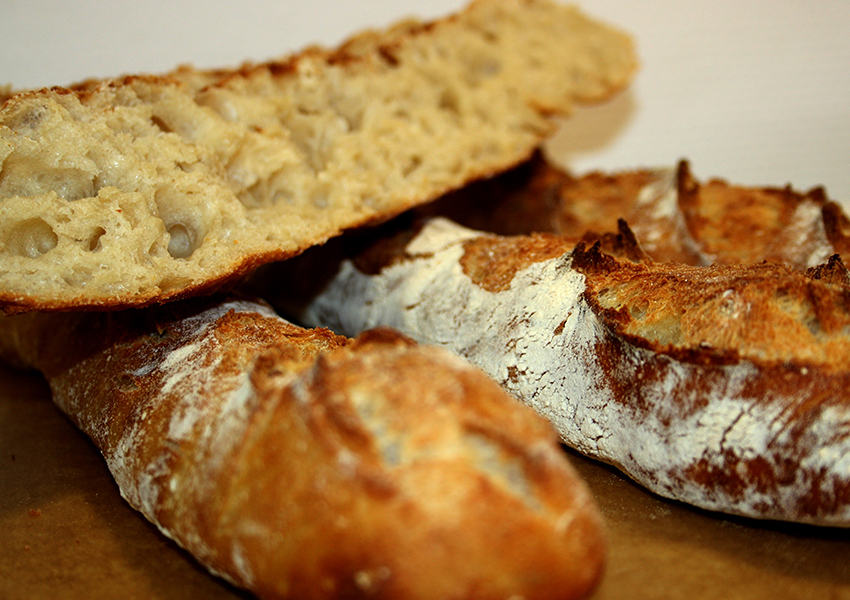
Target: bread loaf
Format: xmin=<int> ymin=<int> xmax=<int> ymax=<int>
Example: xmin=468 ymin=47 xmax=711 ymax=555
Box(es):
xmin=0 ymin=0 xmax=635 ymax=314
xmin=280 ymin=216 xmax=850 ymax=526
xmin=0 ymin=295 xmax=606 ymax=599
xmin=423 ymin=151 xmax=850 ymax=267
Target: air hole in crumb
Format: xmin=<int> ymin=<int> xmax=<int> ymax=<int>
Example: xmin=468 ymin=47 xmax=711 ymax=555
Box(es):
xmin=8 ymin=218 xmax=58 ymax=258
xmin=158 ymin=273 xmax=195 ymax=292
xmin=480 ymin=30 xmax=498 ymax=43
xmin=166 ymin=223 xmax=196 ymax=259
xmin=473 ymin=57 xmax=502 ymax=79
xmin=150 ymin=115 xmax=173 ymax=133
xmin=88 ymin=227 xmax=107 ymax=252
xmin=7 ymin=103 xmax=47 ymax=132
xmin=402 ymin=155 xmax=423 ymax=177
xmin=272 ymin=188 xmax=295 ymax=205
xmin=439 ymin=89 xmax=461 ymax=116
xmin=147 ymin=239 xmax=167 ymax=258
xmin=312 ymin=186 xmax=331 ymax=209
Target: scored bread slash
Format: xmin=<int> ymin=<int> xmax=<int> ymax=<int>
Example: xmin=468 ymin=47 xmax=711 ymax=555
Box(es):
xmin=277 ymin=215 xmax=850 ymax=527
xmin=0 ymin=0 xmax=636 ymax=314
xmin=0 ymin=295 xmax=607 ymax=600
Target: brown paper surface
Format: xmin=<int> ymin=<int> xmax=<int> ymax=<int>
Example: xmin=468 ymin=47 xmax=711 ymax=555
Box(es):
xmin=1 ymin=362 xmax=848 ymax=600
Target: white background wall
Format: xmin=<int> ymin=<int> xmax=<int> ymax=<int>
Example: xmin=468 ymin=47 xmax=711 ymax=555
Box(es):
xmin=2 ymin=1 xmax=848 ymax=203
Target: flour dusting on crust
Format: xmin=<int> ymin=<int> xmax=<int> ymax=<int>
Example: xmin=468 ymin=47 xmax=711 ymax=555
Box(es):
xmin=299 ymin=218 xmax=850 ymax=526
xmin=56 ymin=300 xmax=276 ymax=523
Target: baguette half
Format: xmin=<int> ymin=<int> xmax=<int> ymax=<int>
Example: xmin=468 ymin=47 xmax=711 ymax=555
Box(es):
xmin=279 ymin=216 xmax=850 ymax=526
xmin=0 ymin=295 xmax=606 ymax=599
xmin=0 ymin=0 xmax=635 ymax=314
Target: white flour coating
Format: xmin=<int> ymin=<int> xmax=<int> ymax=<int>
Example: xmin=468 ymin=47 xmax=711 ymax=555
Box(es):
xmin=633 ymin=169 xmax=683 ymax=242
xmin=632 ymin=167 xmax=709 ymax=264
xmin=788 ymin=200 xmax=834 ymax=268
xmin=71 ymin=298 xmax=296 ymax=582
xmin=42 ymin=300 xmax=285 ymax=570
xmin=159 ymin=341 xmax=212 ymax=398
xmin=635 ymin=168 xmax=677 ymax=221
xmin=301 ymin=217 xmax=850 ymax=525
xmin=103 ymin=300 xmax=278 ymax=528
xmin=595 ymin=354 xmax=850 ymax=520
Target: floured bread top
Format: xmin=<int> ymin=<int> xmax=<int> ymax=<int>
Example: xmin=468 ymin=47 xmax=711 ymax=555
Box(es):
xmin=0 ymin=0 xmax=635 ymax=314
xmin=305 ymin=215 xmax=850 ymax=375
xmin=279 ymin=216 xmax=850 ymax=525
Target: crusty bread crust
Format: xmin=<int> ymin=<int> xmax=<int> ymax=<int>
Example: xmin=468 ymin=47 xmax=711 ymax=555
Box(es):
xmin=423 ymin=151 xmax=850 ymax=267
xmin=0 ymin=0 xmax=635 ymax=314
xmin=0 ymin=295 xmax=606 ymax=599
xmin=281 ymin=216 xmax=850 ymax=526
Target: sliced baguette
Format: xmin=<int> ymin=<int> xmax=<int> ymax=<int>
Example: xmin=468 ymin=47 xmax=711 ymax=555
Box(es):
xmin=0 ymin=0 xmax=635 ymax=314
xmin=0 ymin=295 xmax=606 ymax=599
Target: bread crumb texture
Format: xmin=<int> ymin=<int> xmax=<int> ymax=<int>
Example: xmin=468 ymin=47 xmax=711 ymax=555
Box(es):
xmin=0 ymin=0 xmax=635 ymax=313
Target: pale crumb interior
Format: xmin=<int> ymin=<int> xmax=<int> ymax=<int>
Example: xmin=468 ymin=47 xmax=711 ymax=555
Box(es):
xmin=0 ymin=0 xmax=636 ymax=309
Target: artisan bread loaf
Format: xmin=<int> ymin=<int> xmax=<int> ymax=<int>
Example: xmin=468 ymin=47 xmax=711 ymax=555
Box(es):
xmin=0 ymin=295 xmax=606 ymax=599
xmin=0 ymin=0 xmax=635 ymax=314
xmin=278 ymin=216 xmax=850 ymax=526
xmin=423 ymin=152 xmax=850 ymax=267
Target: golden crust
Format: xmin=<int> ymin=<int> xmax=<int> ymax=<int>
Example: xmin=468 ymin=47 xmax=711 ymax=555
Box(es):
xmin=424 ymin=152 xmax=848 ymax=268
xmin=571 ymin=241 xmax=850 ymax=368
xmin=0 ymin=296 xmax=606 ymax=599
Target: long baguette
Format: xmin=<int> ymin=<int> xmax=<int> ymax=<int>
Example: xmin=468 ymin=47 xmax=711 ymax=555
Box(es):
xmin=278 ymin=216 xmax=850 ymax=526
xmin=0 ymin=0 xmax=635 ymax=314
xmin=0 ymin=295 xmax=606 ymax=599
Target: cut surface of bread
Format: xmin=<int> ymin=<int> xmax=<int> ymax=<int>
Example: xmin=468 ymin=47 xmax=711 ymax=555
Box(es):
xmin=0 ymin=295 xmax=606 ymax=599
xmin=272 ymin=216 xmax=850 ymax=526
xmin=0 ymin=0 xmax=635 ymax=314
